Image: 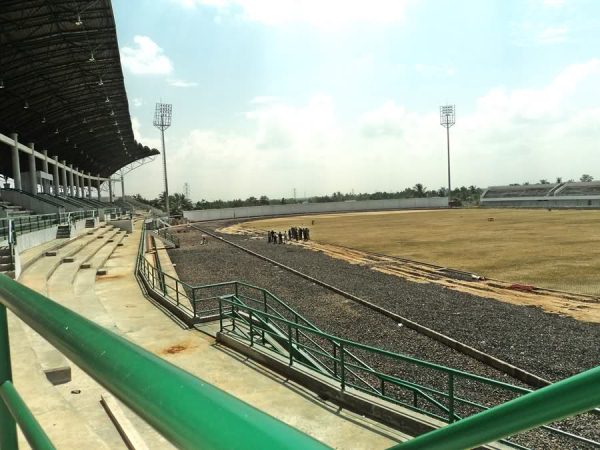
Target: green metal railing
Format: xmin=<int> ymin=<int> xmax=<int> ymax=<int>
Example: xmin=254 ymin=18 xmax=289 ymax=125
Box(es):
xmin=0 ymin=274 xmax=329 ymax=450
xmin=0 ymin=214 xmax=61 ymax=241
xmin=391 ymin=365 xmax=600 ymax=450
xmin=218 ymin=295 xmax=599 ymax=448
xmin=156 ymin=226 xmax=180 ymax=248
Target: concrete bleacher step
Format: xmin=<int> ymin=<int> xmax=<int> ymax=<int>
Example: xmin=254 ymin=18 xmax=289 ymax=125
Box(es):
xmin=56 ymin=225 xmax=72 ymax=239
xmin=8 ymin=312 xmax=117 ymax=450
xmin=17 ymin=227 xmax=110 ymax=385
xmin=0 ymin=246 xmax=15 ymax=279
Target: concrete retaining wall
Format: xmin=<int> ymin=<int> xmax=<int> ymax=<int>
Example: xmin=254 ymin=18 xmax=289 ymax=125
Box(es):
xmin=11 ymin=218 xmax=87 ymax=279
xmin=481 ymin=197 xmax=600 ymax=208
xmin=183 ymin=197 xmax=448 ymax=222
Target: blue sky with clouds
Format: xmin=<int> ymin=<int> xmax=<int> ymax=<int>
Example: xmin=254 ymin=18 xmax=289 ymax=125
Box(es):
xmin=113 ymin=0 xmax=600 ymax=201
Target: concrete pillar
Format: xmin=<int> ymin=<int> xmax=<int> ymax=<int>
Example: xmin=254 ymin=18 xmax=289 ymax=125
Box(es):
xmin=10 ymin=133 xmax=21 ymax=190
xmin=108 ymin=179 xmax=113 ymax=203
xmin=68 ymin=164 xmax=75 ymax=196
xmin=61 ymin=160 xmax=68 ymax=196
xmin=28 ymin=143 xmax=36 ymax=194
xmin=75 ymin=169 xmax=81 ymax=198
xmin=87 ymin=173 xmax=92 ymax=199
xmin=120 ymin=172 xmax=125 ymax=199
xmin=42 ymin=150 xmax=50 ymax=194
xmin=52 ymin=156 xmax=60 ymax=196
xmin=97 ymin=175 xmax=102 ymax=201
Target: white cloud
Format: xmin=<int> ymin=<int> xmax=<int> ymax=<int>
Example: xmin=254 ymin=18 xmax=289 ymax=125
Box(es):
xmin=245 ymin=95 xmax=340 ymax=152
xmin=543 ymin=0 xmax=565 ymax=7
xmin=537 ymin=26 xmax=568 ymax=44
xmin=126 ymin=59 xmax=600 ymax=201
xmin=121 ymin=36 xmax=173 ymax=75
xmin=167 ymin=78 xmax=199 ymax=87
xmin=132 ymin=98 xmax=143 ymax=107
xmin=249 ymin=96 xmax=279 ymax=105
xmin=131 ymin=116 xmax=161 ymax=150
xmin=172 ymin=0 xmax=412 ymax=27
xmin=415 ymin=63 xmax=457 ymax=77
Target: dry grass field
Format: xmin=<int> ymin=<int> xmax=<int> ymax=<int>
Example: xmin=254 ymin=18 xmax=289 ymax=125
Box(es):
xmin=240 ymin=208 xmax=600 ymax=296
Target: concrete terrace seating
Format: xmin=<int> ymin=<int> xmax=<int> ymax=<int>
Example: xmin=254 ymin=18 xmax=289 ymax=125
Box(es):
xmin=483 ymin=184 xmax=557 ymax=199
xmin=557 ymin=182 xmax=600 ymax=196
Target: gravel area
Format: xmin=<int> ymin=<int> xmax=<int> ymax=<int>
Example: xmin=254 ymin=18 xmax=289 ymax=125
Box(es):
xmin=168 ymin=224 xmax=600 ymax=449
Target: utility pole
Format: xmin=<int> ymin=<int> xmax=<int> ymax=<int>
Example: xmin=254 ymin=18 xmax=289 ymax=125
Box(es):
xmin=153 ymin=102 xmax=172 ymax=215
xmin=440 ymin=105 xmax=456 ymax=207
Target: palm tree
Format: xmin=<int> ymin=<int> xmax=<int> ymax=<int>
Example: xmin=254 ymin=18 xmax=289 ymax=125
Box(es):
xmin=413 ymin=183 xmax=427 ymax=198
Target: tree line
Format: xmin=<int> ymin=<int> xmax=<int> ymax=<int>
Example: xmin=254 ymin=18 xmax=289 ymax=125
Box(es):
xmin=132 ymin=183 xmax=484 ymax=214
xmin=132 ymin=174 xmax=596 ymax=214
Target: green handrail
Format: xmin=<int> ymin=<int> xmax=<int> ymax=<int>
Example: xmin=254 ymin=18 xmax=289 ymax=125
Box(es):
xmin=0 ymin=381 xmax=56 ymax=450
xmin=389 ymin=365 xmax=600 ymax=450
xmin=0 ymin=275 xmax=329 ymax=450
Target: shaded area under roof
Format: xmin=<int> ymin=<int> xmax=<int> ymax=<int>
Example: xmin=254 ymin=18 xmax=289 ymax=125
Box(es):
xmin=0 ymin=0 xmax=159 ymax=178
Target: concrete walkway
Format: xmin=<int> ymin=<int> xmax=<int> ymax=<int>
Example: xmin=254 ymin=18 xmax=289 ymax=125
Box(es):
xmin=9 ymin=220 xmax=407 ymax=449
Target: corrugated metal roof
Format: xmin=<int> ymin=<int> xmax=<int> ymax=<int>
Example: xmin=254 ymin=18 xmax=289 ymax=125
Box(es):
xmin=0 ymin=0 xmax=158 ymax=178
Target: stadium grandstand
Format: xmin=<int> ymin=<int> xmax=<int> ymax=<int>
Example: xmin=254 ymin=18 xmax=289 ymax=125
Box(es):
xmin=480 ymin=181 xmax=600 ymax=208
xmin=0 ymin=2 xmax=597 ymax=450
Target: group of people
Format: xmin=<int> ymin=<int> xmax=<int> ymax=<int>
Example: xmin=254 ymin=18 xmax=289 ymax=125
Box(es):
xmin=267 ymin=226 xmax=310 ymax=244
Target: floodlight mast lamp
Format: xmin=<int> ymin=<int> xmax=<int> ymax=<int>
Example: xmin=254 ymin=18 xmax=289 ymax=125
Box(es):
xmin=440 ymin=105 xmax=456 ymax=207
xmin=153 ymin=103 xmax=172 ymax=216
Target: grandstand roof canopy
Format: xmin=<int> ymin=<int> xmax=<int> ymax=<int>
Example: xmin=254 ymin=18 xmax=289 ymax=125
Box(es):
xmin=0 ymin=0 xmax=159 ymax=178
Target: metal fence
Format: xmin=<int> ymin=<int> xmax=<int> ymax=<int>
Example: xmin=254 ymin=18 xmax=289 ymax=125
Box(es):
xmin=217 ymin=295 xmax=598 ymax=449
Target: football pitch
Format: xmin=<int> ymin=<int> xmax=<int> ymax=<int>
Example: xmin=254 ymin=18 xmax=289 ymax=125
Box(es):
xmin=239 ymin=208 xmax=600 ymax=296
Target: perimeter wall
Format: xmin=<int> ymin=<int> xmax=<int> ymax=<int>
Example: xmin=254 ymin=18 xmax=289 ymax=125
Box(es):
xmin=183 ymin=197 xmax=448 ymax=222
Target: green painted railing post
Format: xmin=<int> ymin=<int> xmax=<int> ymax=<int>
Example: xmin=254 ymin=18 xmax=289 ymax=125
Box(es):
xmin=0 ymin=304 xmax=17 ymax=450
xmin=234 ymin=282 xmax=238 ymax=298
xmin=261 ymin=291 xmax=267 ymax=344
xmin=333 ymin=343 xmax=337 ymax=377
xmin=380 ymin=378 xmax=385 ymax=397
xmin=191 ymin=288 xmax=197 ymax=318
xmin=294 ymin=313 xmax=299 ymax=342
xmin=288 ymin=321 xmax=293 ymax=366
xmin=218 ymin=299 xmax=224 ymax=332
xmin=175 ymin=281 xmax=180 ymax=306
xmin=340 ymin=341 xmax=346 ymax=391
xmin=249 ymin=311 xmax=254 ymax=347
xmin=448 ymin=373 xmax=455 ymax=423
xmin=263 ymin=290 xmax=268 ymax=324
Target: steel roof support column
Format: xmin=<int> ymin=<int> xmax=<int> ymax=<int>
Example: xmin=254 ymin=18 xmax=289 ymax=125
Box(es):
xmin=97 ymin=175 xmax=101 ymax=201
xmin=27 ymin=143 xmax=36 ymax=195
xmin=61 ymin=161 xmax=68 ymax=197
xmin=42 ymin=150 xmax=50 ymax=194
xmin=68 ymin=165 xmax=75 ymax=197
xmin=10 ymin=134 xmax=21 ymax=190
xmin=87 ymin=173 xmax=92 ymax=199
xmin=75 ymin=169 xmax=81 ymax=198
xmin=108 ymin=179 xmax=113 ymax=203
xmin=52 ymin=156 xmax=60 ymax=196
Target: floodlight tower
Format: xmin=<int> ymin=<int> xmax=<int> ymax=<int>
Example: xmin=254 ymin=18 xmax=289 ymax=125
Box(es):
xmin=153 ymin=102 xmax=172 ymax=216
xmin=440 ymin=105 xmax=455 ymax=207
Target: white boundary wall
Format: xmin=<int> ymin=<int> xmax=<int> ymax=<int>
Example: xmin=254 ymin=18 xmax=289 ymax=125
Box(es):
xmin=183 ymin=197 xmax=448 ymax=222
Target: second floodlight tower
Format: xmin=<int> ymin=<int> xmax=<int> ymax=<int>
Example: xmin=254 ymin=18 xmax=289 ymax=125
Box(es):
xmin=153 ymin=102 xmax=172 ymax=216
xmin=440 ymin=105 xmax=455 ymax=207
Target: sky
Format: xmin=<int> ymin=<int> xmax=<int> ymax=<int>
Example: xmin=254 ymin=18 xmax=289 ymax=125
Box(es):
xmin=112 ymin=0 xmax=600 ymax=202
